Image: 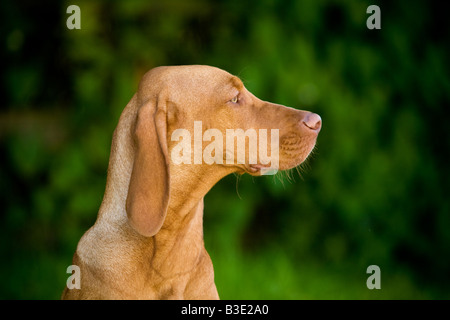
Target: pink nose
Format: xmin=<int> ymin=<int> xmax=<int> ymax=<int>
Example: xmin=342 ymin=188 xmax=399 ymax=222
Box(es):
xmin=303 ymin=113 xmax=322 ymax=132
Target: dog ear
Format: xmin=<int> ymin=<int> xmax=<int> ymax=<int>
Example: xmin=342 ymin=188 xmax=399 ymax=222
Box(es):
xmin=126 ymin=97 xmax=170 ymax=237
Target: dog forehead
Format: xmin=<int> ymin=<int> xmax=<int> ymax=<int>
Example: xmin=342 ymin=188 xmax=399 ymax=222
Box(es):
xmin=167 ymin=65 xmax=233 ymax=92
xmin=139 ymin=65 xmax=238 ymax=101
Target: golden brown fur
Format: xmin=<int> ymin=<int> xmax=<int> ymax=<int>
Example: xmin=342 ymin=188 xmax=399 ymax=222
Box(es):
xmin=61 ymin=65 xmax=321 ymax=299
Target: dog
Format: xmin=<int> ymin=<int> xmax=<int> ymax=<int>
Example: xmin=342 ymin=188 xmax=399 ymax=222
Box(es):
xmin=61 ymin=65 xmax=321 ymax=299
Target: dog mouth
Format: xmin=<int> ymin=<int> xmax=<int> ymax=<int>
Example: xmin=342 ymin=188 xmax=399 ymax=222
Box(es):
xmin=241 ymin=132 xmax=318 ymax=176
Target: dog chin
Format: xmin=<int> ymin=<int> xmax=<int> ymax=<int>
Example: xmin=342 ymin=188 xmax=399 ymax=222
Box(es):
xmin=278 ymin=154 xmax=311 ymax=171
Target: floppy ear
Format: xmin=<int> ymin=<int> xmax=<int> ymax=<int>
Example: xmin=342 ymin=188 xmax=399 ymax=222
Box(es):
xmin=126 ymin=97 xmax=170 ymax=237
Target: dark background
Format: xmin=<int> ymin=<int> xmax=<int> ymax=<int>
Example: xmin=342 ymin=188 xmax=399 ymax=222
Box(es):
xmin=0 ymin=0 xmax=449 ymax=299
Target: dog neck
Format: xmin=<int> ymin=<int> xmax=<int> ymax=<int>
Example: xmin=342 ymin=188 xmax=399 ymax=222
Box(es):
xmin=146 ymin=163 xmax=234 ymax=278
xmin=168 ymin=163 xmax=234 ymax=217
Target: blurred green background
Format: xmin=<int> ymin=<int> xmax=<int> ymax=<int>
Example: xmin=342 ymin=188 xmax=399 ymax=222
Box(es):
xmin=1 ymin=0 xmax=449 ymax=299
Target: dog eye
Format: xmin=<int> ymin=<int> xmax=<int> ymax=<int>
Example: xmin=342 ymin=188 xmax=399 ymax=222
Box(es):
xmin=230 ymin=96 xmax=239 ymax=104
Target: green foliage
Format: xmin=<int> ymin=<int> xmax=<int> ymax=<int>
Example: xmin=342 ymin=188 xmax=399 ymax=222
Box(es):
xmin=0 ymin=0 xmax=448 ymax=299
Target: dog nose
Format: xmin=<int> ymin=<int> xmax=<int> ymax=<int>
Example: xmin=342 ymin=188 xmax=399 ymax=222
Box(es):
xmin=303 ymin=112 xmax=322 ymax=132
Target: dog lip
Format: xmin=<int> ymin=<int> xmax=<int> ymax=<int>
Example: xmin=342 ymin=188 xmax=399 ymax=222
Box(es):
xmin=248 ymin=163 xmax=269 ymax=172
xmin=247 ymin=163 xmax=280 ymax=176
